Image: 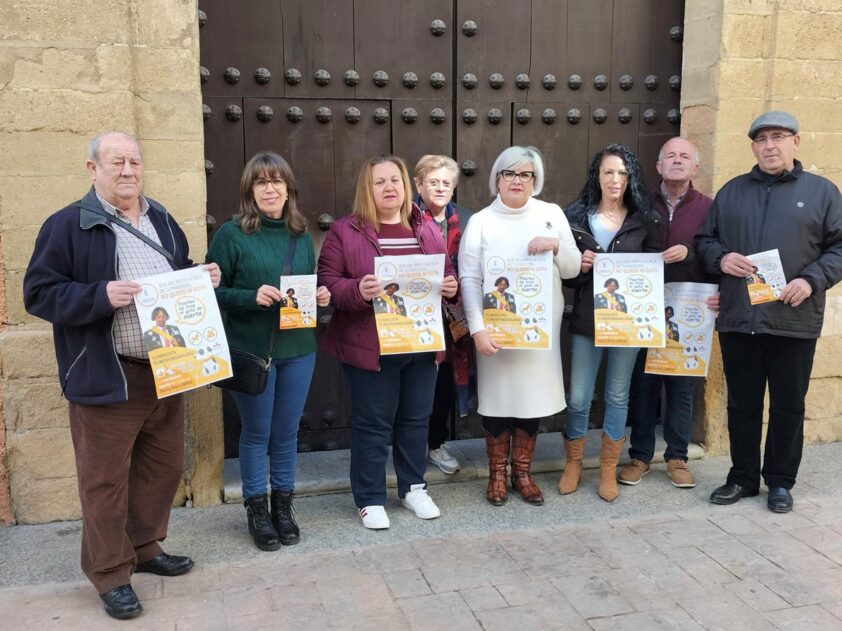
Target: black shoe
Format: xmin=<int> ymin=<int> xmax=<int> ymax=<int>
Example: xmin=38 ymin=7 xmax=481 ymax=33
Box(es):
xmin=99 ymin=584 xmax=142 ymax=620
xmin=135 ymin=552 xmax=194 ymax=577
xmin=767 ymin=487 xmax=794 ymax=513
xmin=245 ymin=494 xmax=282 ymax=551
xmin=709 ymin=482 xmax=759 ymax=505
xmin=271 ymin=489 xmax=301 ymax=546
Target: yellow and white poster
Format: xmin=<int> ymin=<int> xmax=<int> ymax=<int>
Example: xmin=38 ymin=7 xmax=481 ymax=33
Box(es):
xmin=593 ymin=253 xmax=665 ymax=347
xmin=279 ymin=274 xmax=317 ymax=329
xmin=481 ymin=251 xmax=553 ymax=349
xmin=644 ymin=282 xmax=718 ymax=377
xmin=746 ymin=249 xmax=785 ymax=305
xmin=373 ymin=254 xmax=446 ymax=355
xmin=134 ymin=267 xmax=232 ymax=398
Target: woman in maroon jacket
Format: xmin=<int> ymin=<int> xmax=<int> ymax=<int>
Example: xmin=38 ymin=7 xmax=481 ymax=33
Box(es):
xmin=318 ymin=156 xmax=458 ymax=530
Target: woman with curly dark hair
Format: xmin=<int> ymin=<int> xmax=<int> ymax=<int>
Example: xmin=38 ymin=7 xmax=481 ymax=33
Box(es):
xmin=558 ymin=144 xmax=662 ymax=503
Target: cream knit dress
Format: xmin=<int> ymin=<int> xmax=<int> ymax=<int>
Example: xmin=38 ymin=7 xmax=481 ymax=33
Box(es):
xmin=459 ymin=195 xmax=581 ymax=418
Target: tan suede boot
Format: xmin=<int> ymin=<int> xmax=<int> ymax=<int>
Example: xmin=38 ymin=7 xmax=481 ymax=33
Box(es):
xmin=484 ymin=431 xmax=510 ymax=506
xmin=557 ymin=436 xmax=585 ymax=495
xmin=598 ymin=433 xmax=625 ymax=502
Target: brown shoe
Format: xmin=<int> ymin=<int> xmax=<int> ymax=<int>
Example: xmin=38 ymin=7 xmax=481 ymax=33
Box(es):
xmin=618 ymin=458 xmax=650 ymax=486
xmin=485 ymin=431 xmax=510 ymax=506
xmin=511 ymin=428 xmax=544 ymax=505
xmin=666 ymin=459 xmax=696 ymax=488
xmin=598 ymin=433 xmax=625 ymax=502
xmin=558 ymin=436 xmax=585 ymax=494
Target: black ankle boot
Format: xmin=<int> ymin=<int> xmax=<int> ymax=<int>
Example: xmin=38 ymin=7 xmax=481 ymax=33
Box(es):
xmin=271 ymin=489 xmax=301 ymax=545
xmin=244 ymin=494 xmax=281 ymax=551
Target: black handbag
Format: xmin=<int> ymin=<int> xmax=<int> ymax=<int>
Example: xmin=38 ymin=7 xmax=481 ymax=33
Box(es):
xmin=215 ymin=234 xmax=297 ymax=395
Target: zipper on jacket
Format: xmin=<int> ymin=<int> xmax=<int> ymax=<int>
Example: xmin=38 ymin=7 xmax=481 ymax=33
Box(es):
xmin=750 ymin=184 xmax=775 ymax=335
xmin=61 ymin=346 xmax=88 ymax=397
xmin=104 ymin=221 xmax=129 ymax=398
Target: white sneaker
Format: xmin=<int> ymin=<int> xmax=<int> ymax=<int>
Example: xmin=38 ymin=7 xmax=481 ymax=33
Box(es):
xmin=359 ymin=505 xmax=390 ymax=529
xmin=401 ymin=484 xmax=441 ymax=519
xmin=428 ymin=444 xmax=461 ymax=475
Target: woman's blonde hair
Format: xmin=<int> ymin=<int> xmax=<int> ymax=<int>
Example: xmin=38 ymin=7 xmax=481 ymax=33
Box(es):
xmin=238 ymin=152 xmax=307 ymax=235
xmin=412 ymin=154 xmax=459 ymax=190
xmin=352 ymin=155 xmax=413 ymax=230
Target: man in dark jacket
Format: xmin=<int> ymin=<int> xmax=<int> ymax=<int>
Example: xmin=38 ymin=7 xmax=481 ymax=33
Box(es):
xmin=696 ymin=112 xmax=842 ymax=513
xmin=23 ymin=132 xmax=220 ymax=619
xmin=622 ymin=137 xmax=713 ymax=490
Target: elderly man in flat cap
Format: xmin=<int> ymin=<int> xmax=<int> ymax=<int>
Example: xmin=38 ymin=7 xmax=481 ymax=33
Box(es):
xmin=696 ymin=111 xmax=842 ymax=513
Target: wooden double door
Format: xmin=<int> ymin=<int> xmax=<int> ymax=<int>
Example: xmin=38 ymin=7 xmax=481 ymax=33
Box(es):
xmin=199 ymin=0 xmax=684 ymax=452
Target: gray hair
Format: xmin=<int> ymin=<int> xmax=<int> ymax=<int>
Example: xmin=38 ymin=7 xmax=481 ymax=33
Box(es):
xmin=87 ymin=131 xmax=142 ymax=164
xmin=488 ymin=146 xmax=545 ymax=196
xmin=657 ymin=136 xmax=700 ymax=165
xmin=413 ymin=154 xmax=459 ymax=187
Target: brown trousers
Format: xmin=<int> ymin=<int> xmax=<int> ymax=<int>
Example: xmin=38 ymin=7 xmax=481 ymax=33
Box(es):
xmin=68 ymin=359 xmax=184 ymax=593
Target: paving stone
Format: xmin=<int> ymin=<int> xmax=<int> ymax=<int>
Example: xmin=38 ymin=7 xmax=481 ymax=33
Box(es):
xmin=221 ymin=584 xmax=275 ymax=619
xmin=474 ymin=600 xmax=589 ymax=631
xmin=354 ymin=542 xmax=422 ymax=573
xmin=396 ymin=592 xmax=481 ymax=631
xmin=788 ymin=526 xmax=842 ymax=565
xmin=707 ymin=512 xmax=772 ymax=536
xmin=699 ymin=540 xmax=782 ymax=579
xmin=659 ymin=545 xmax=738 ymax=585
xmin=266 ymin=581 xmax=321 ymax=609
xmin=639 ymin=516 xmax=734 ymax=550
xmin=160 ymin=565 xmax=219 ymax=598
xmin=458 ymin=585 xmax=507 ymax=611
xmin=574 ymin=526 xmax=662 ymax=570
xmin=549 ymin=573 xmax=634 ymax=619
xmin=494 ymin=577 xmax=561 ymax=607
xmin=603 ymin=567 xmax=679 ymax=611
xmin=819 ymin=601 xmax=842 ymax=621
xmin=588 ymin=608 xmax=705 ymax=630
xmin=755 ymin=568 xmax=842 ymax=607
xmin=139 ymin=590 xmax=225 ymax=625
xmin=739 ymin=532 xmax=839 ymax=574
xmin=415 ymin=539 xmax=526 ymax=593
xmin=383 ymin=568 xmax=432 ymax=599
xmin=763 ymin=604 xmax=842 ymax=630
xmin=315 ymin=573 xmax=400 ymax=622
xmin=224 ymin=604 xmax=329 ymax=631
xmin=723 ymin=577 xmax=792 ymax=612
xmin=675 ymin=585 xmax=779 ymax=630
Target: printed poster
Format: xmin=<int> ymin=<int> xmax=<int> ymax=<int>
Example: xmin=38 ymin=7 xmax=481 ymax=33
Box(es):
xmin=279 ymin=274 xmax=317 ymax=329
xmin=593 ymin=253 xmax=665 ymax=347
xmin=134 ymin=267 xmax=232 ymax=398
xmin=644 ymin=282 xmax=718 ymax=377
xmin=746 ymin=249 xmax=785 ymax=305
xmin=373 ymin=254 xmax=446 ymax=355
xmin=482 ymin=251 xmax=553 ymax=349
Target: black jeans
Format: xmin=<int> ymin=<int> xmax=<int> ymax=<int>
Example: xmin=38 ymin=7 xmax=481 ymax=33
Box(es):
xmin=428 ymin=360 xmax=455 ymax=450
xmin=719 ymin=332 xmax=817 ymax=491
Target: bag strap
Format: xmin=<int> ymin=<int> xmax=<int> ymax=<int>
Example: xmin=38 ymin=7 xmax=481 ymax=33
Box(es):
xmin=80 ymin=203 xmax=175 ymax=263
xmin=266 ymin=233 xmax=299 ymax=357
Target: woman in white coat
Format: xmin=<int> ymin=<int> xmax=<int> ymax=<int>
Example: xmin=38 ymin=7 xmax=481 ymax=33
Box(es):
xmin=459 ymin=146 xmax=581 ymax=506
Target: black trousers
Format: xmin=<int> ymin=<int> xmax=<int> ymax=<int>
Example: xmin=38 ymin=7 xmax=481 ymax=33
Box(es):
xmin=428 ymin=360 xmax=455 ymax=450
xmin=719 ymin=332 xmax=817 ymax=491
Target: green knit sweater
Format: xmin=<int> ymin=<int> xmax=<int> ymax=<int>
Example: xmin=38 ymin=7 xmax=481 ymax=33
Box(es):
xmin=206 ymin=216 xmax=316 ymax=359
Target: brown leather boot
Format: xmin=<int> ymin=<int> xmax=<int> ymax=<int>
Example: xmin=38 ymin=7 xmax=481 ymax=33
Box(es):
xmin=598 ymin=433 xmax=625 ymax=502
xmin=511 ymin=428 xmax=544 ymax=505
xmin=557 ymin=436 xmax=585 ymax=495
xmin=485 ymin=430 xmax=510 ymax=506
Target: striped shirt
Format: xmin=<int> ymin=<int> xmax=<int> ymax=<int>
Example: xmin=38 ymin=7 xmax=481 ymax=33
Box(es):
xmin=377 ymin=223 xmax=422 ymax=255
xmin=98 ymin=193 xmax=174 ymax=359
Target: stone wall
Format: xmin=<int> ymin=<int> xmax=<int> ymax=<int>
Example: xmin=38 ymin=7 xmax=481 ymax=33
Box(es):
xmin=682 ymin=0 xmax=842 ymax=454
xmin=0 ymin=0 xmax=222 ymax=524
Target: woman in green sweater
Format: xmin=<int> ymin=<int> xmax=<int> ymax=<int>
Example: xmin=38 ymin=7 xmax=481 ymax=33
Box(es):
xmin=206 ymin=152 xmax=330 ymax=551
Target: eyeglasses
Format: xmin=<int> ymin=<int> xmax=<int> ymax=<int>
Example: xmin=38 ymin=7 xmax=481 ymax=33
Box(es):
xmin=254 ymin=177 xmax=285 ymax=189
xmin=752 ymin=133 xmax=794 ymax=146
xmin=499 ymin=170 xmax=536 ymax=183
xmin=424 ymin=179 xmax=454 ymax=190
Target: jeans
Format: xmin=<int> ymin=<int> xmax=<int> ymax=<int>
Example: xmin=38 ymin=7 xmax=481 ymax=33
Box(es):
xmin=231 ymin=353 xmax=316 ymax=499
xmin=343 ymin=353 xmax=438 ymax=507
xmin=719 ymin=333 xmax=816 ymax=490
xmin=565 ymin=334 xmax=639 ymax=441
xmin=627 ymin=349 xmax=697 ymax=462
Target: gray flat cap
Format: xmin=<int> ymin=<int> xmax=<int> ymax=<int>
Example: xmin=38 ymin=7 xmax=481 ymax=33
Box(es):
xmin=748 ymin=111 xmax=799 ymax=139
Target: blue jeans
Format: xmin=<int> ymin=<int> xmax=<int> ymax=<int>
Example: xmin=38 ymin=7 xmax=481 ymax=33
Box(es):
xmin=565 ymin=334 xmax=639 ymax=441
xmin=231 ymin=353 xmax=316 ymax=499
xmin=627 ymin=350 xmax=696 ymax=462
xmin=343 ymin=353 xmax=438 ymax=508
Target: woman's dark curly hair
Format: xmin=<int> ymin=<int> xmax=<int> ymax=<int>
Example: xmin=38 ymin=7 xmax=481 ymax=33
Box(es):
xmin=565 ymin=144 xmax=653 ymax=226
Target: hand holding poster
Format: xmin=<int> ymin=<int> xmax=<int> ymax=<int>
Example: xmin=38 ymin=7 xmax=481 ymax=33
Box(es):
xmin=373 ymin=254 xmax=446 ymax=355
xmin=644 ymin=282 xmax=718 ymax=376
xmin=482 ymin=251 xmax=553 ymax=349
xmin=746 ymin=249 xmax=785 ymax=305
xmin=279 ymin=274 xmax=317 ymax=329
xmin=593 ymin=253 xmax=665 ymax=347
xmin=134 ymin=267 xmax=232 ymax=398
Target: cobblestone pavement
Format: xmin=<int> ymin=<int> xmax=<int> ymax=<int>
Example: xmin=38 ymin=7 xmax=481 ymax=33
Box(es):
xmin=3 ymin=443 xmax=842 ymax=630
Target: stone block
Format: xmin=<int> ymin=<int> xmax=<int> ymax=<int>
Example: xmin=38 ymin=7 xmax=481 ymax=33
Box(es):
xmin=682 ymin=14 xmax=723 ymax=68
xmin=804 ymin=417 xmax=841 ymax=445
xmin=770 ymin=100 xmax=842 ymax=134
xmin=142 ymin=171 xmax=207 ymax=225
xmin=10 ymin=474 xmax=81 ymax=524
xmin=4 ymin=272 xmax=30 ymax=325
xmin=131 ymin=46 xmax=200 ymax=93
xmin=700 ymin=335 xmax=728 ymax=456
xmin=133 ymin=91 xmax=203 ymax=140
xmin=0 ymin=90 xmax=135 ymax=133
xmin=6 ymin=427 xmax=77 ymax=479
xmin=138 ymin=139 xmax=204 ymax=174
xmin=805 ymin=377 xmax=842 ymax=420
xmin=718 ymin=60 xmax=769 ymax=99
xmin=680 ymin=65 xmax=719 ymax=106
xmin=771 ymin=60 xmax=842 ymax=101
xmin=812 ymin=134 xmax=842 ymax=181
xmin=1 ymin=225 xmax=41 ymax=272
xmin=715 ymin=99 xmax=768 ymax=135
xmin=814 ymin=335 xmax=842 ymax=378
xmin=722 ymin=13 xmax=772 ymax=59
xmin=5 ymin=45 xmax=132 ymax=92
xmin=130 ymin=0 xmax=200 ymax=48
xmin=0 ymin=131 xmax=90 ymax=177
xmin=3 ymin=378 xmax=68 ymax=431
xmin=0 ymin=175 xmax=92 ymax=227
xmin=683 ymin=0 xmax=726 ymax=23
xmin=184 ymin=386 xmax=223 ymax=507
xmin=783 ymin=0 xmax=842 ymax=9
xmin=0 ymin=326 xmax=58 ymax=379
xmin=774 ymin=12 xmax=842 ymax=60
xmin=0 ymin=0 xmax=129 ymax=46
